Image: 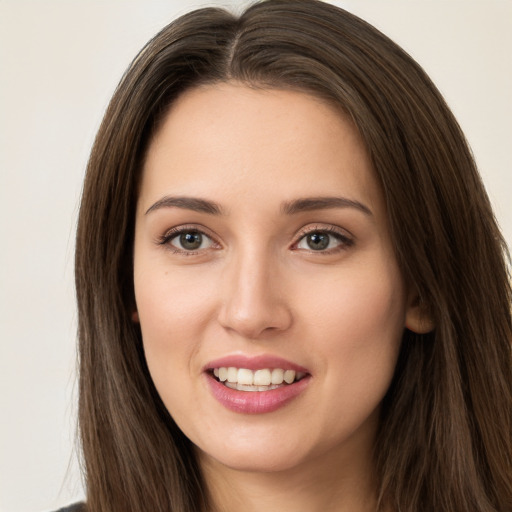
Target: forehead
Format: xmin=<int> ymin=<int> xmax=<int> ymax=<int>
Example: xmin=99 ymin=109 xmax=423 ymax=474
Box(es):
xmin=139 ymin=83 xmax=383 ymax=217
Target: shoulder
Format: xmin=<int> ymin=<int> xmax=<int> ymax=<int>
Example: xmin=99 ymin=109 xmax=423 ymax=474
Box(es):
xmin=51 ymin=503 xmax=86 ymax=512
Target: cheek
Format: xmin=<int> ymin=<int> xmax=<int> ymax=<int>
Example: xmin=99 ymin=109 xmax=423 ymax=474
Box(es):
xmin=133 ymin=269 xmax=217 ymax=430
xmin=133 ymin=265 xmax=220 ymax=379
xmin=291 ymin=268 xmax=405 ymax=449
xmin=305 ymin=251 xmax=406 ymax=337
xmin=135 ymin=250 xmax=222 ymax=324
xmin=298 ymin=261 xmax=406 ymax=388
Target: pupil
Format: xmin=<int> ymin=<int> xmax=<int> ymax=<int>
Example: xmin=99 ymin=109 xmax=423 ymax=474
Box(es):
xmin=307 ymin=232 xmax=329 ymax=250
xmin=180 ymin=232 xmax=202 ymax=250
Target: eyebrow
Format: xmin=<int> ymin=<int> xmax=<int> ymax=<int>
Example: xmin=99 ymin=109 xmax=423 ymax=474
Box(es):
xmin=145 ymin=196 xmax=223 ymax=215
xmin=145 ymin=195 xmax=372 ymax=217
xmin=281 ymin=196 xmax=372 ymax=216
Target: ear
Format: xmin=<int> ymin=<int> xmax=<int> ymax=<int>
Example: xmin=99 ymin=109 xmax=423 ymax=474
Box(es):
xmin=405 ymin=291 xmax=435 ymax=334
xmin=131 ymin=310 xmax=140 ymax=323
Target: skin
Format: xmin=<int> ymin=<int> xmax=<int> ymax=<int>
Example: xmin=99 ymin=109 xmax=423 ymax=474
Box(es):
xmin=133 ymin=83 xmax=424 ymax=512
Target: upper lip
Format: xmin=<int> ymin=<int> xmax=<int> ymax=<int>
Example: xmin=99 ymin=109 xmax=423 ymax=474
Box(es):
xmin=204 ymin=354 xmax=309 ymax=373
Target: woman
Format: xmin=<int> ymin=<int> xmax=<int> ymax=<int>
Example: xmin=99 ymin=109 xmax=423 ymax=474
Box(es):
xmin=70 ymin=0 xmax=512 ymax=511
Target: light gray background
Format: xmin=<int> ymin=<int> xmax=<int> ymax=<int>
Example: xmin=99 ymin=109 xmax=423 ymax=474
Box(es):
xmin=1 ymin=1 xmax=511 ymax=511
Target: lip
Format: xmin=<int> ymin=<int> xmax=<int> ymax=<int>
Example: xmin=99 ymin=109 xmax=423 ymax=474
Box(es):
xmin=205 ymin=373 xmax=311 ymax=414
xmin=203 ymin=354 xmax=311 ymax=414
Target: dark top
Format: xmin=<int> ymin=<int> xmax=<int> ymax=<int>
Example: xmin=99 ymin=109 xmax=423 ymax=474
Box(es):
xmin=52 ymin=503 xmax=86 ymax=512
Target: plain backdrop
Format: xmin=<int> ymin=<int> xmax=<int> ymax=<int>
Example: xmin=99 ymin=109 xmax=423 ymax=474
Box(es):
xmin=1 ymin=1 xmax=511 ymax=511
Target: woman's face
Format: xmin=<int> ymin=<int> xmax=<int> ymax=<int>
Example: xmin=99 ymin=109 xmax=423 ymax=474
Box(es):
xmin=134 ymin=83 xmax=415 ymax=474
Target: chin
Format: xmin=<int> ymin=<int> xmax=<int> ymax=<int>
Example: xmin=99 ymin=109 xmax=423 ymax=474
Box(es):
xmin=201 ymin=446 xmax=309 ymax=474
xmin=194 ymin=426 xmax=332 ymax=476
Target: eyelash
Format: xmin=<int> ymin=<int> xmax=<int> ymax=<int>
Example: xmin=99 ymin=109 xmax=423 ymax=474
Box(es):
xmin=293 ymin=225 xmax=354 ymax=254
xmin=157 ymin=224 xmax=354 ymax=255
xmin=157 ymin=225 xmax=219 ymax=255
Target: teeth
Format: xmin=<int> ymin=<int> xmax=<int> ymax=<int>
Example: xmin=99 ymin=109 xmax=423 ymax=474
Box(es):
xmin=284 ymin=370 xmax=295 ymax=384
xmin=271 ymin=368 xmax=284 ymax=384
xmin=254 ymin=369 xmax=272 ymax=386
xmin=225 ymin=382 xmax=282 ymax=392
xmin=227 ymin=367 xmax=238 ymax=383
xmin=212 ymin=367 xmax=305 ymax=388
xmin=237 ymin=368 xmax=253 ymax=385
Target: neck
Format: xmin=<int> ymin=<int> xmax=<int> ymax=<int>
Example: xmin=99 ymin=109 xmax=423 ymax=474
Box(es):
xmin=199 ymin=436 xmax=379 ymax=512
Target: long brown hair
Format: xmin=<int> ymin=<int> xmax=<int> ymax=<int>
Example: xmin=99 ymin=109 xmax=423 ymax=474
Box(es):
xmin=75 ymin=1 xmax=512 ymax=511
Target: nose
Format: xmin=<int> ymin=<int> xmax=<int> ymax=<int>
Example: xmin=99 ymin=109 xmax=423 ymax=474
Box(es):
xmin=217 ymin=249 xmax=293 ymax=339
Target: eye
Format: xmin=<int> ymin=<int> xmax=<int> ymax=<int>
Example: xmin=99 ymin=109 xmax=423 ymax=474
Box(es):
xmin=160 ymin=227 xmax=217 ymax=253
xmin=295 ymin=228 xmax=353 ymax=252
xmin=173 ymin=231 xmax=210 ymax=251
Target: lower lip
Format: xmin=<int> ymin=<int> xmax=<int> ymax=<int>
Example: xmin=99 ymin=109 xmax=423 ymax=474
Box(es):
xmin=205 ymin=373 xmax=311 ymax=414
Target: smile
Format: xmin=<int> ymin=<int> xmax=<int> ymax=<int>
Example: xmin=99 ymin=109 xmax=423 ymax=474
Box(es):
xmin=212 ymin=367 xmax=307 ymax=391
xmin=204 ymin=357 xmax=311 ymax=414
